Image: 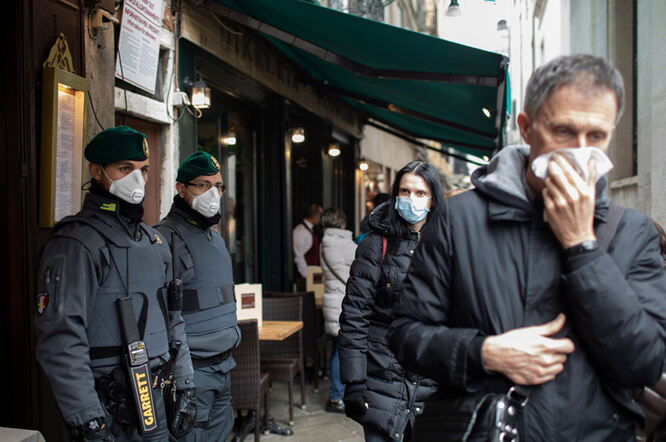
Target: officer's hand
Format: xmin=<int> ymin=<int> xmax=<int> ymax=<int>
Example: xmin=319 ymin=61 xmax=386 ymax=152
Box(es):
xmin=78 ymin=420 xmax=114 ymax=441
xmin=481 ymin=314 xmax=575 ymax=385
xmin=169 ymin=388 xmax=197 ymax=438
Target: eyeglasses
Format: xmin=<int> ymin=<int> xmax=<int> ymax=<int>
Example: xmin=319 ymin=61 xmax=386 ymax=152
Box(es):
xmin=186 ymin=182 xmax=226 ymax=193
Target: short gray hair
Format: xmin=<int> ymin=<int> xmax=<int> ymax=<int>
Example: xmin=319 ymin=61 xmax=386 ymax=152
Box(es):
xmin=523 ymin=54 xmax=625 ymax=124
xmin=321 ymin=208 xmax=346 ymax=229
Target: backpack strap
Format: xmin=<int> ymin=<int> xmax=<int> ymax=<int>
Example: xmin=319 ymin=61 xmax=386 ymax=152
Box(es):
xmin=596 ymin=203 xmax=625 ymax=252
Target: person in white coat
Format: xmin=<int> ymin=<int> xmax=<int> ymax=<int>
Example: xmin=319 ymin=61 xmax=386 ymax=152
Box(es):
xmin=319 ymin=208 xmax=357 ymax=413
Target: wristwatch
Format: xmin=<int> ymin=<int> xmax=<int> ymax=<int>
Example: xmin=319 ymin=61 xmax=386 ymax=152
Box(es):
xmin=81 ymin=417 xmax=105 ymax=433
xmin=563 ymin=240 xmax=599 ymax=259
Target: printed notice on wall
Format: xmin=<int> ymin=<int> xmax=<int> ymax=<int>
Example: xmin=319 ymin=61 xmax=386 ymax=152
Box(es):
xmin=115 ymin=0 xmax=164 ymax=94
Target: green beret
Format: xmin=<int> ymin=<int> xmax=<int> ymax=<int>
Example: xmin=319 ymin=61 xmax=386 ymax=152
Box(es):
xmin=177 ymin=151 xmax=221 ymax=183
xmin=84 ymin=126 xmax=149 ymax=165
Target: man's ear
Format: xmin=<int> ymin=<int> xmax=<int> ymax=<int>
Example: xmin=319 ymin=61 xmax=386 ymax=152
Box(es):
xmin=88 ymin=162 xmax=103 ymax=182
xmin=175 ymin=182 xmax=187 ymax=199
xmin=517 ymin=112 xmax=531 ymax=144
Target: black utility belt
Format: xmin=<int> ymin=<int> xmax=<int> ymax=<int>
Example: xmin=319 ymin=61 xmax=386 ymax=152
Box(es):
xmin=192 ymin=351 xmax=231 ymax=369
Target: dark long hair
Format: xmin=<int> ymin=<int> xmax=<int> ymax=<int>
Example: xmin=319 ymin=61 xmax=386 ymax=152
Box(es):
xmin=383 ymin=161 xmax=445 ymax=237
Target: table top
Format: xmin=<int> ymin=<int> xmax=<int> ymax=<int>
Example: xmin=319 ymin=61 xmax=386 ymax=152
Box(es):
xmin=0 ymin=428 xmax=45 ymax=442
xmin=258 ymin=320 xmax=303 ymax=341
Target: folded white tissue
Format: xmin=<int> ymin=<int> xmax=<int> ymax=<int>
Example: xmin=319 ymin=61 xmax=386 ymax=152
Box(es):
xmin=531 ymin=147 xmax=613 ymax=182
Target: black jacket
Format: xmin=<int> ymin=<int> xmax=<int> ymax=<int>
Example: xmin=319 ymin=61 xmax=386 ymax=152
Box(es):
xmin=389 ymin=145 xmax=666 ymax=441
xmin=339 ymin=202 xmax=438 ymax=440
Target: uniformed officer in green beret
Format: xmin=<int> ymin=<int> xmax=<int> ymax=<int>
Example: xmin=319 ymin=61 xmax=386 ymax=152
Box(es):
xmin=155 ymin=151 xmax=240 ymax=441
xmin=35 ymin=126 xmax=198 ymax=441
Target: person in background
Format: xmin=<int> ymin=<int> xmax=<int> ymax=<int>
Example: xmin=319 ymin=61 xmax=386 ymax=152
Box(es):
xmin=319 ymin=208 xmax=357 ymax=413
xmin=35 ymin=126 xmax=196 ymax=441
xmin=155 ymin=151 xmax=240 ymax=442
xmin=359 ymin=193 xmax=390 ymax=237
xmin=339 ymin=161 xmax=444 ymax=442
xmin=293 ymin=203 xmax=323 ymax=280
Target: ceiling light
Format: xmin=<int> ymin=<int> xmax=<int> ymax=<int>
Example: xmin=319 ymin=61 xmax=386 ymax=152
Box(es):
xmin=328 ymin=143 xmax=341 ymax=157
xmin=446 ymin=0 xmax=462 ymax=17
xmin=291 ymin=128 xmax=305 ymax=143
xmin=359 ymin=160 xmax=369 ymax=171
xmin=222 ymin=132 xmax=237 ymax=145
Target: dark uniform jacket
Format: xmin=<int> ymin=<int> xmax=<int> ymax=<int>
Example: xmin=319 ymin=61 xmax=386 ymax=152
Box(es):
xmin=35 ymin=192 xmax=194 ymax=427
xmin=389 ymin=145 xmax=666 ymax=441
xmin=339 ymin=202 xmax=438 ymax=440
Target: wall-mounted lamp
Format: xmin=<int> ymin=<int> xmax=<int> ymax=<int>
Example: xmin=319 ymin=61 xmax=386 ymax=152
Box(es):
xmin=222 ymin=131 xmax=237 ymax=145
xmin=328 ymin=143 xmax=341 ymax=157
xmin=291 ymin=128 xmax=305 ymax=143
xmin=446 ymin=0 xmax=462 ymax=17
xmin=184 ymin=77 xmax=211 ymax=110
xmin=482 ymin=107 xmax=492 ymax=118
xmin=359 ymin=160 xmax=369 ymax=171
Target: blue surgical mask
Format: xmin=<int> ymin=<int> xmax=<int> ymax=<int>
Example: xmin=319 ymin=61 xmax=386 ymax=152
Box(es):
xmin=395 ymin=196 xmax=431 ymax=224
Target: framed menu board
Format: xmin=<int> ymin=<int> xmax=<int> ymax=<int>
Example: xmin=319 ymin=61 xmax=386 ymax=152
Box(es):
xmin=40 ymin=33 xmax=89 ymax=227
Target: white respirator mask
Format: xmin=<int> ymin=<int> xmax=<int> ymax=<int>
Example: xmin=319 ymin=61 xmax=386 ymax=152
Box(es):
xmin=191 ymin=186 xmax=221 ymax=218
xmin=104 ymin=168 xmax=146 ymax=204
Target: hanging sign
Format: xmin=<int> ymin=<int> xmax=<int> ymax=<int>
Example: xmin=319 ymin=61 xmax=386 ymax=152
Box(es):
xmin=115 ymin=0 xmax=164 ymax=94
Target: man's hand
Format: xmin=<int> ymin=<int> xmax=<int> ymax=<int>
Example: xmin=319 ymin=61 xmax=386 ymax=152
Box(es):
xmin=481 ymin=314 xmax=575 ymax=385
xmin=543 ymin=154 xmax=597 ymax=249
xmin=169 ymin=388 xmax=197 ymax=438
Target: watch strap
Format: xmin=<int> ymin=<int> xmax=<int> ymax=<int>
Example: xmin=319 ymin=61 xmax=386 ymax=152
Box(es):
xmin=563 ymin=240 xmax=599 ymax=259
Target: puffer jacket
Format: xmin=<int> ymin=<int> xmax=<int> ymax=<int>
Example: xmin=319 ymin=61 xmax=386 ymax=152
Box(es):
xmin=339 ymin=202 xmax=438 ymax=440
xmin=389 ymin=145 xmax=666 ymax=441
xmin=320 ymin=228 xmax=357 ymax=336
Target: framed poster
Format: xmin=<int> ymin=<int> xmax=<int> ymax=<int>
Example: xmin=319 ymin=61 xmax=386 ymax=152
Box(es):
xmin=40 ymin=34 xmax=89 ymax=227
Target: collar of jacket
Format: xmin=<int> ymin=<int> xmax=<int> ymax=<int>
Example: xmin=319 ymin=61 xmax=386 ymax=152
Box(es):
xmin=169 ymin=195 xmax=221 ymax=231
xmin=81 ymin=192 xmax=155 ymax=242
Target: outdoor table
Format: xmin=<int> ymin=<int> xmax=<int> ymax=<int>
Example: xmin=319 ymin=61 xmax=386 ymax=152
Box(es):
xmin=258 ymin=320 xmax=303 ymax=341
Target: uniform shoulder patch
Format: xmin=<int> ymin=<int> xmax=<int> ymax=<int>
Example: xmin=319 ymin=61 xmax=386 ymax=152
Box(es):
xmin=154 ymin=233 xmax=162 ymax=244
xmin=100 ymin=203 xmax=117 ymax=212
xmin=36 ymin=292 xmax=49 ymax=315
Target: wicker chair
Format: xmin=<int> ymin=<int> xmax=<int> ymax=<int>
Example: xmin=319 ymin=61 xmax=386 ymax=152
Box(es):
xmin=261 ymin=296 xmax=306 ymax=424
xmin=264 ymin=291 xmax=320 ymax=391
xmin=230 ymin=319 xmax=270 ymax=442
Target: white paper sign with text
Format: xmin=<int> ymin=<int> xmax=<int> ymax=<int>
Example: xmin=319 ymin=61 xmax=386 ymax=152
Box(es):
xmin=115 ymin=0 xmax=164 ymax=94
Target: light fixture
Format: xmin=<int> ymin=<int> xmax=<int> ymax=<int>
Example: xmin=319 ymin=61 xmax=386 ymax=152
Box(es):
xmin=184 ymin=77 xmax=211 ymax=110
xmin=482 ymin=107 xmax=492 ymax=118
xmin=222 ymin=131 xmax=237 ymax=145
xmin=497 ymin=19 xmax=508 ymax=32
xmin=446 ymin=0 xmax=462 ymax=17
xmin=291 ymin=128 xmax=305 ymax=143
xmin=328 ymin=143 xmax=341 ymax=157
xmin=359 ymin=160 xmax=369 ymax=171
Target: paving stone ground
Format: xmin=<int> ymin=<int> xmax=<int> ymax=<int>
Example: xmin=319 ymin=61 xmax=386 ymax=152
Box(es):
xmin=230 ymin=374 xmax=364 ymax=442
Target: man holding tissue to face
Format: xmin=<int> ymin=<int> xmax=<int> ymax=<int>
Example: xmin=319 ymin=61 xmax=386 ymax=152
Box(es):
xmin=389 ymin=54 xmax=666 ymax=441
xmin=155 ymin=151 xmax=240 ymax=442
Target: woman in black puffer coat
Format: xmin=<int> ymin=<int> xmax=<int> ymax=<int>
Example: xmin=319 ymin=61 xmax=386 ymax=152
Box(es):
xmin=339 ymin=161 xmax=445 ymax=442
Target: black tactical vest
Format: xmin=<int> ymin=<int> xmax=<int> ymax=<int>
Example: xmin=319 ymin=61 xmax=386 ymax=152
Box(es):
xmin=53 ymin=214 xmax=172 ymax=369
xmin=156 ymin=215 xmax=239 ymax=359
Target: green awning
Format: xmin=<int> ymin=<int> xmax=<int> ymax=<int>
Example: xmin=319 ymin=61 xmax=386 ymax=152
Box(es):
xmin=207 ymin=0 xmax=510 ymax=155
